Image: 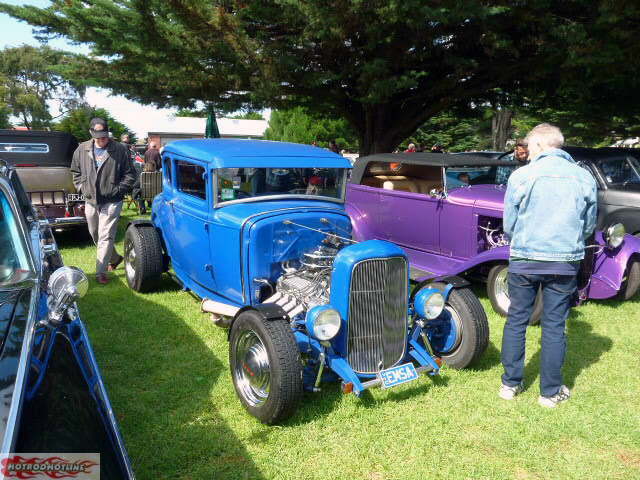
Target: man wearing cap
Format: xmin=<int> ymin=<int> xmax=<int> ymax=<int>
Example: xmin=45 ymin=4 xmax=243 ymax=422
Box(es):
xmin=71 ymin=118 xmax=136 ymax=284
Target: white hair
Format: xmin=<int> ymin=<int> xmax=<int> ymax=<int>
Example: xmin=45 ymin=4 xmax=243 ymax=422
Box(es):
xmin=525 ymin=123 xmax=564 ymax=150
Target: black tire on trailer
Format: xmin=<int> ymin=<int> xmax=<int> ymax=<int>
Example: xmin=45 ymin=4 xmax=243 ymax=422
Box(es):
xmin=427 ymin=283 xmax=489 ymax=369
xmin=229 ymin=309 xmax=303 ymax=424
xmin=618 ymin=258 xmax=640 ymax=301
xmin=124 ymin=224 xmax=164 ymax=292
xmin=487 ymin=263 xmax=543 ymax=325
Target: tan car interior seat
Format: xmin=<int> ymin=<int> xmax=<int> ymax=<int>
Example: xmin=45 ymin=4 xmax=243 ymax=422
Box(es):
xmin=361 ymin=162 xmax=443 ymax=194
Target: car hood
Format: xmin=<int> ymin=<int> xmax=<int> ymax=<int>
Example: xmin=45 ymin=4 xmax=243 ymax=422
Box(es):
xmin=447 ymin=185 xmax=505 ymax=211
xmin=213 ymin=199 xmax=348 ymax=228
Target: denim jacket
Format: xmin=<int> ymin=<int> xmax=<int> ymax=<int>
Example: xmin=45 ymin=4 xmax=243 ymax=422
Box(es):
xmin=504 ymin=148 xmax=597 ymax=261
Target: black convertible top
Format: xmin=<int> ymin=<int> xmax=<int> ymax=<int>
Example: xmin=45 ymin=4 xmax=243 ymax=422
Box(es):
xmin=0 ymin=130 xmax=79 ymax=168
xmin=564 ymin=146 xmax=640 ymax=162
xmin=350 ymin=152 xmax=515 ymax=184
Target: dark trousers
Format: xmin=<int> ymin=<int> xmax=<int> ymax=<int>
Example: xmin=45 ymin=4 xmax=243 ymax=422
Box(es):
xmin=501 ymin=273 xmax=576 ymax=397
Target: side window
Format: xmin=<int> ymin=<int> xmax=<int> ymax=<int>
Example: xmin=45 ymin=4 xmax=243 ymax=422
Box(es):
xmin=163 ymin=157 xmax=172 ymax=186
xmin=360 ymin=161 xmax=443 ymax=194
xmin=176 ymin=160 xmax=206 ymax=200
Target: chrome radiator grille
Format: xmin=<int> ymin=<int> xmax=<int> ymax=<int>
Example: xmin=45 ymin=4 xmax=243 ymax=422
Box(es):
xmin=347 ymin=257 xmax=408 ymax=373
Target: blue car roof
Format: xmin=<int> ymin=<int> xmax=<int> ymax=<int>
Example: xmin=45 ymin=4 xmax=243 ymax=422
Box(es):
xmin=162 ymin=139 xmax=352 ymax=169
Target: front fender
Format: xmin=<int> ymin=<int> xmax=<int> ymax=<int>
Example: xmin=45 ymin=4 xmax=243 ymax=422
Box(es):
xmin=589 ymin=233 xmax=640 ymax=299
xmin=441 ymin=245 xmax=511 ymax=277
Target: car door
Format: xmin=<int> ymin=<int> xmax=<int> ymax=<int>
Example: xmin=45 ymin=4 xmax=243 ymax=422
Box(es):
xmin=165 ymin=157 xmax=215 ymax=291
xmin=378 ymin=167 xmax=441 ymax=253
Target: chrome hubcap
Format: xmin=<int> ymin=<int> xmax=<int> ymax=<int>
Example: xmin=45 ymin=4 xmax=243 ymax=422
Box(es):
xmin=495 ymin=268 xmax=510 ymax=312
xmin=233 ymin=330 xmax=270 ymax=407
xmin=125 ymin=239 xmax=136 ymax=281
xmin=443 ymin=304 xmax=463 ymax=353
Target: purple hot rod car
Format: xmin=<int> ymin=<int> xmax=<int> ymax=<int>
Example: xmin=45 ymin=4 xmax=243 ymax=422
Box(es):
xmin=346 ymin=153 xmax=640 ymax=322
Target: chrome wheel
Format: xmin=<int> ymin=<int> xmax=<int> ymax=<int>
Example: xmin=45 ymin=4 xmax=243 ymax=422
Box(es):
xmin=441 ymin=304 xmax=464 ymax=354
xmin=494 ymin=267 xmax=510 ymax=312
xmin=233 ymin=330 xmax=271 ymax=407
xmin=124 ymin=239 xmax=136 ymax=283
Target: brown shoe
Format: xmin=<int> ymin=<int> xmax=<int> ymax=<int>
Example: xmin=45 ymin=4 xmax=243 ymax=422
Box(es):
xmin=108 ymin=254 xmax=124 ymax=272
xmin=96 ymin=273 xmax=109 ymax=285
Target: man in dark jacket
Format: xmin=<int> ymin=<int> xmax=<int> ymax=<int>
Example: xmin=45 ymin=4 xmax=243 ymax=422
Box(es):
xmin=71 ymin=118 xmax=136 ymax=284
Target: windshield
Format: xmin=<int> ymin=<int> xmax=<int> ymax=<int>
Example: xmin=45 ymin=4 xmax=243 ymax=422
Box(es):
xmin=0 ymin=190 xmax=33 ymax=287
xmin=599 ymin=156 xmax=640 ymax=186
xmin=445 ymin=166 xmax=507 ymax=190
xmin=216 ymin=167 xmax=347 ymax=203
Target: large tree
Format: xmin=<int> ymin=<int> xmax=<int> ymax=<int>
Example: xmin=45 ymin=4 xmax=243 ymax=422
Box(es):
xmin=0 ymin=45 xmax=84 ymax=129
xmin=2 ymin=1 xmax=637 ymax=153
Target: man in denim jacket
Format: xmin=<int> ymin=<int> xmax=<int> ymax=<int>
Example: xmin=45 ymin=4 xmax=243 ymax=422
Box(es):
xmin=500 ymin=123 xmax=597 ymax=408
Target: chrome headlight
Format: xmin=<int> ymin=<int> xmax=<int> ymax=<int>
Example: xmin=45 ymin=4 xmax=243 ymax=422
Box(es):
xmin=605 ymin=223 xmax=625 ymax=249
xmin=414 ymin=288 xmax=445 ymax=320
xmin=305 ymin=306 xmax=341 ymax=341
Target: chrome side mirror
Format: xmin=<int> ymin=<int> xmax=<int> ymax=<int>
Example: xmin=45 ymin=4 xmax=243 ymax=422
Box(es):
xmin=47 ymin=266 xmax=89 ymax=325
xmin=429 ymin=189 xmax=446 ymax=199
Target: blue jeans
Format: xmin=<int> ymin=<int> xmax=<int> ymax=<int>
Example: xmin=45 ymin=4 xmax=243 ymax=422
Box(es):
xmin=501 ymin=273 xmax=576 ymax=397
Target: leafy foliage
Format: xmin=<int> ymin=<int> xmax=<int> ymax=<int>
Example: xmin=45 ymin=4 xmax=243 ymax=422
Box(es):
xmin=1 ymin=2 xmax=638 ymax=153
xmin=1 ymin=0 xmax=626 ymax=154
xmin=264 ymin=108 xmax=358 ymax=151
xmin=0 ymin=45 xmax=84 ymax=129
xmin=53 ymin=107 xmax=136 ymax=143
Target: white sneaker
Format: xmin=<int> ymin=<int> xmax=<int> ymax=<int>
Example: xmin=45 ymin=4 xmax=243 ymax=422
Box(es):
xmin=499 ymin=383 xmax=523 ymax=400
xmin=538 ymin=385 xmax=570 ymax=408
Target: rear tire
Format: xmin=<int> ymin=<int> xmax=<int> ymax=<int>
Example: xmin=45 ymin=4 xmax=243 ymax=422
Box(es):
xmin=426 ymin=284 xmax=489 ymax=369
xmin=618 ymin=259 xmax=640 ymax=300
xmin=487 ymin=264 xmax=543 ymax=325
xmin=229 ymin=310 xmax=303 ymax=424
xmin=124 ymin=224 xmax=164 ymax=292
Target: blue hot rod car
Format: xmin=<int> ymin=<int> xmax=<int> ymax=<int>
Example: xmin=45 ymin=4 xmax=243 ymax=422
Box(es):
xmin=123 ymin=139 xmax=489 ymax=424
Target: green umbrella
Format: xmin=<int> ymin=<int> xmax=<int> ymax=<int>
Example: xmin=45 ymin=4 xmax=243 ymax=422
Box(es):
xmin=205 ymin=104 xmax=220 ymax=138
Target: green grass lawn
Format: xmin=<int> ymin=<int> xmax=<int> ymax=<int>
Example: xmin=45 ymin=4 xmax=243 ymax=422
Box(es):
xmin=58 ymin=209 xmax=640 ymax=480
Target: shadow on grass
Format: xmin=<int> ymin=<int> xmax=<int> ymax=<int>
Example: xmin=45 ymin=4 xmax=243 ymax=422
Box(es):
xmin=523 ymin=309 xmax=613 ymax=391
xmin=78 ymin=272 xmax=265 ymax=479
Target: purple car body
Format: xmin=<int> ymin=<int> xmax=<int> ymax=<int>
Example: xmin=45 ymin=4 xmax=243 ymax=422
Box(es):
xmin=346 ymin=153 xmax=640 ymax=317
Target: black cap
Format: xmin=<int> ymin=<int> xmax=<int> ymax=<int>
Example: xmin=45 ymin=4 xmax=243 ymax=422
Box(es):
xmin=89 ymin=117 xmax=109 ymax=138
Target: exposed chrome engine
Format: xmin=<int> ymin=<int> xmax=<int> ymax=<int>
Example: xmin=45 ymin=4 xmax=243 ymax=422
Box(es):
xmin=263 ymin=243 xmax=342 ymax=319
xmin=479 ymin=219 xmax=509 ymax=249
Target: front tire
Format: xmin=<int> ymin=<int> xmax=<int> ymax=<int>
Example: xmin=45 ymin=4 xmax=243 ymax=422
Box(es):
xmin=229 ymin=310 xmax=303 ymax=424
xmin=487 ymin=264 xmax=543 ymax=325
xmin=124 ymin=224 xmax=164 ymax=292
xmin=426 ymin=285 xmax=489 ymax=369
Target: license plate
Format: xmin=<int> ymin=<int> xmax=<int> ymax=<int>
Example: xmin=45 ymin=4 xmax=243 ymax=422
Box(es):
xmin=378 ymin=363 xmax=418 ymax=389
xmin=67 ymin=193 xmax=85 ymax=201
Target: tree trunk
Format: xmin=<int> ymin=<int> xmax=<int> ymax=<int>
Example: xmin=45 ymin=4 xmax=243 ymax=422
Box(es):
xmin=491 ymin=109 xmax=513 ymax=151
xmin=356 ymin=105 xmax=417 ymax=156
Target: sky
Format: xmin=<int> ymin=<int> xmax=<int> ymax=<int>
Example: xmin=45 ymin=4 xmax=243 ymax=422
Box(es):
xmin=0 ymin=1 xmax=183 ymax=139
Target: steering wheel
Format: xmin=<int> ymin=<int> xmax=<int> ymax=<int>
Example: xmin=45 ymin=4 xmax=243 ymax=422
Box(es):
xmin=496 ymin=151 xmax=513 ymax=161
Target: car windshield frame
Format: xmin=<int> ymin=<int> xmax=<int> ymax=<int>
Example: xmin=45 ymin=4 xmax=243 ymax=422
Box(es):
xmin=0 ymin=178 xmax=36 ymax=288
xmin=597 ymin=155 xmax=640 ymax=187
xmin=213 ymin=167 xmax=348 ymax=208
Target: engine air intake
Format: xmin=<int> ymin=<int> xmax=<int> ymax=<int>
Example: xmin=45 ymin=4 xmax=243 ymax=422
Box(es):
xmin=347 ymin=257 xmax=407 ymax=373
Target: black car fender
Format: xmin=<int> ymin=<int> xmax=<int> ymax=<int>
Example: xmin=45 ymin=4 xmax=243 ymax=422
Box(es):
xmin=410 ymin=275 xmax=470 ymax=302
xmin=228 ymin=304 xmax=290 ymax=339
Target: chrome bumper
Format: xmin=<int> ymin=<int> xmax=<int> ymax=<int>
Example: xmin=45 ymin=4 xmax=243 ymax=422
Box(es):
xmin=50 ymin=216 xmax=87 ymax=227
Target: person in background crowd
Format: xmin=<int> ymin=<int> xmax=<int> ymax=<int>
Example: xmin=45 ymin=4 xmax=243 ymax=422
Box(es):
xmin=329 ymin=140 xmax=340 ymax=154
xmin=500 ymin=123 xmax=597 ymax=408
xmin=431 ymin=144 xmax=444 ymax=153
xmin=70 ymin=118 xmax=136 ymax=285
xmin=496 ymin=139 xmax=529 ymax=184
xmin=143 ymin=141 xmax=162 ymax=172
xmin=405 ymin=143 xmax=416 ymax=153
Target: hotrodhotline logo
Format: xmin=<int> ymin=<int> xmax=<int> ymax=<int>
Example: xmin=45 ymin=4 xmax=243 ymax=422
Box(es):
xmin=0 ymin=454 xmax=100 ymax=479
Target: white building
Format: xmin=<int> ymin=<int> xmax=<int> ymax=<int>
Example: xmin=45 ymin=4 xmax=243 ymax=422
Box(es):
xmin=147 ymin=116 xmax=268 ymax=146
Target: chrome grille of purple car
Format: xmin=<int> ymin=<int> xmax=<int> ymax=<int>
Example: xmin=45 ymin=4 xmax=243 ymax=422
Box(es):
xmin=347 ymin=257 xmax=407 ymax=374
